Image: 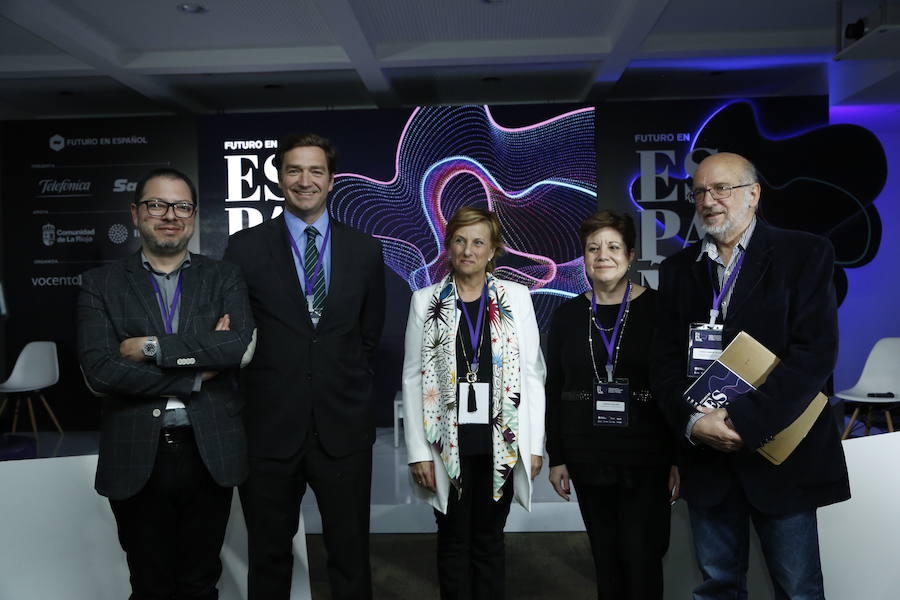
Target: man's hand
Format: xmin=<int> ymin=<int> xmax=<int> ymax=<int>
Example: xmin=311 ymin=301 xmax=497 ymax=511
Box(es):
xmin=214 ymin=314 xmax=230 ymax=331
xmin=530 ymin=454 xmax=543 ymax=480
xmin=119 ymin=337 xmax=149 ymax=362
xmin=692 ymin=407 xmax=744 ymax=452
xmin=200 ymin=314 xmax=232 ymax=381
xmin=549 ymin=464 xmax=571 ymax=501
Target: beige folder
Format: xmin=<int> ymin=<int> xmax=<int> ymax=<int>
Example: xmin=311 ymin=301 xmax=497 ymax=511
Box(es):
xmin=699 ymin=331 xmax=828 ymax=465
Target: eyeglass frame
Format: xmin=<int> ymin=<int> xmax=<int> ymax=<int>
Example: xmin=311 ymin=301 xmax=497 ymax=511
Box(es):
xmin=688 ymin=182 xmax=756 ymax=204
xmin=134 ymin=199 xmax=197 ymax=218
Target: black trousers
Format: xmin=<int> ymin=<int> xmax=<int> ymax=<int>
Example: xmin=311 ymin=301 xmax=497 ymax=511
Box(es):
xmin=434 ymin=455 xmax=514 ymax=600
xmin=239 ymin=431 xmax=373 ymax=600
xmin=109 ymin=428 xmax=233 ymax=600
xmin=572 ymin=465 xmax=672 ymax=600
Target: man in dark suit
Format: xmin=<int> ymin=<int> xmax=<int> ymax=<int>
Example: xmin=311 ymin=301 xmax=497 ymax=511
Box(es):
xmin=652 ymin=152 xmax=850 ymax=599
xmin=78 ymin=168 xmax=256 ymax=599
xmin=224 ymin=133 xmax=385 ymax=600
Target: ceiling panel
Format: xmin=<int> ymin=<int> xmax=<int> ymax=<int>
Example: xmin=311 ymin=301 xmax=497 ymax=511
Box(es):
xmin=163 ymin=70 xmax=373 ymax=111
xmin=388 ymin=62 xmax=599 ymax=105
xmin=351 ymin=0 xmax=614 ymax=44
xmin=0 ymin=76 xmax=169 ymax=118
xmin=0 ymin=15 xmax=68 ymax=54
xmin=610 ymin=63 xmax=828 ymax=100
xmin=62 ymin=0 xmax=335 ymax=52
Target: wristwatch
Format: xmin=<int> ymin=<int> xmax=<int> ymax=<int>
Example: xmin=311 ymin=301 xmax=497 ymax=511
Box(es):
xmin=142 ymin=336 xmax=159 ymax=359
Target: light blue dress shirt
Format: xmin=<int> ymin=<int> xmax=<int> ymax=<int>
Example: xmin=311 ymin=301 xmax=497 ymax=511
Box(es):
xmin=284 ymin=209 xmax=332 ymax=294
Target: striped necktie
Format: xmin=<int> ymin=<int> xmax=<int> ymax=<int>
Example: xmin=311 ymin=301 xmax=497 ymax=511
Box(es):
xmin=304 ymin=225 xmax=327 ymax=313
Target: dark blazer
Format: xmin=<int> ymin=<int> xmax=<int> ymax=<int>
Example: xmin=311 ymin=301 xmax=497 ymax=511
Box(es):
xmin=77 ymin=252 xmax=255 ymax=501
xmin=651 ymin=219 xmax=850 ymax=514
xmin=223 ymin=215 xmax=385 ymax=459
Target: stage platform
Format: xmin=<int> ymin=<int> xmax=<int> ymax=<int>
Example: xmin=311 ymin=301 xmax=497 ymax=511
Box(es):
xmin=1 ymin=427 xmax=898 ymax=598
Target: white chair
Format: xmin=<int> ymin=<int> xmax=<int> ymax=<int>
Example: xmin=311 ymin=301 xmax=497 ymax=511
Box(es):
xmin=0 ymin=341 xmax=63 ymax=439
xmin=837 ymin=337 xmax=900 ymax=439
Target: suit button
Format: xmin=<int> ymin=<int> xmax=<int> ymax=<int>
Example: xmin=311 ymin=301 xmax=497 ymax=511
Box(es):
xmin=312 ymin=337 xmax=318 ymax=344
xmin=152 ymin=409 xmax=161 ymax=418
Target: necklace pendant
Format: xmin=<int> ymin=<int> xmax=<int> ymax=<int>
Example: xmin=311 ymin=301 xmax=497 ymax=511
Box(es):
xmin=466 ymin=371 xmax=478 ymax=384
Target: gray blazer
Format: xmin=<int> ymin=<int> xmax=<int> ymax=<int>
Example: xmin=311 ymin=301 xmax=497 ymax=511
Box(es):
xmin=77 ymin=251 xmax=255 ymax=500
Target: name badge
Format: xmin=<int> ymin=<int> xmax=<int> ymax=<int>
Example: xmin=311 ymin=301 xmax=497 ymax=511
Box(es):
xmin=458 ymin=382 xmax=490 ymax=425
xmin=593 ymin=378 xmax=629 ymax=427
xmin=688 ymin=322 xmax=723 ymax=378
xmin=307 ymin=295 xmax=322 ymax=326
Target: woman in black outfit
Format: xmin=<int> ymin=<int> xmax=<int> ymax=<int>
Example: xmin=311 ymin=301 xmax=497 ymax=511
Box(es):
xmin=545 ymin=210 xmax=678 ymax=600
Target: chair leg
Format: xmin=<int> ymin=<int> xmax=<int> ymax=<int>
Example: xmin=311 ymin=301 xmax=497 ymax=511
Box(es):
xmin=0 ymin=396 xmax=7 ymax=420
xmin=27 ymin=397 xmax=39 ymax=441
xmin=11 ymin=398 xmax=21 ymax=433
xmin=39 ymin=393 xmax=64 ymax=435
xmin=842 ymin=407 xmax=860 ymax=440
xmin=886 ymin=410 xmax=895 ymax=433
xmin=864 ymin=406 xmax=873 ymax=436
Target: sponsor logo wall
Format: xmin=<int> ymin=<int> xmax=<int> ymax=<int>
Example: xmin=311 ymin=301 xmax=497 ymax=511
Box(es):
xmin=1 ymin=118 xmax=196 ymax=429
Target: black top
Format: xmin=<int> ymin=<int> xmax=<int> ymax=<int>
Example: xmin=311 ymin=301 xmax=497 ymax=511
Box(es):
xmin=456 ymin=296 xmax=493 ymax=456
xmin=545 ymin=288 xmax=673 ymax=477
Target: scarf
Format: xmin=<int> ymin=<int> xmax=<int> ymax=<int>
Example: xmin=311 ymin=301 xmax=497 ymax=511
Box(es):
xmin=420 ymin=272 xmax=521 ymax=500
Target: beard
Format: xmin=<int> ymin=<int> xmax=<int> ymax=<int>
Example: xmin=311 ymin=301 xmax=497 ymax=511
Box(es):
xmin=139 ymin=222 xmax=191 ymax=256
xmin=700 ymin=197 xmax=753 ymax=241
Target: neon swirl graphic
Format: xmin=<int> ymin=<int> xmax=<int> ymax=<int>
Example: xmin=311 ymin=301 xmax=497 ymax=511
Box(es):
xmin=329 ymin=105 xmax=597 ymax=328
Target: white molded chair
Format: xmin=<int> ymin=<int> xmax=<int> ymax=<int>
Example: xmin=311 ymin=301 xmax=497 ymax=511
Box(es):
xmin=0 ymin=341 xmax=63 ymax=438
xmin=837 ymin=337 xmax=900 ymax=439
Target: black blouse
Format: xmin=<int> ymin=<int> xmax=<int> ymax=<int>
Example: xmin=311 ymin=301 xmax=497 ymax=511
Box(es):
xmin=545 ymin=288 xmax=673 ymax=476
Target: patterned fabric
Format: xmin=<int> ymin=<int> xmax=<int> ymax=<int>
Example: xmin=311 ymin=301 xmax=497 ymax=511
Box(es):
xmin=420 ymin=272 xmax=521 ymax=500
xmin=304 ymin=225 xmax=327 ymax=312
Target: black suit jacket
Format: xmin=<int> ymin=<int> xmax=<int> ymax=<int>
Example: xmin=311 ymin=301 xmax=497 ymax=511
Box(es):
xmin=78 ymin=252 xmax=255 ymax=500
xmin=651 ymin=219 xmax=850 ymax=514
xmin=223 ymin=215 xmax=386 ymax=459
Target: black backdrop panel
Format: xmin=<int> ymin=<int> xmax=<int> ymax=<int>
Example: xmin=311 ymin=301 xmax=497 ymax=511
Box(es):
xmin=1 ymin=118 xmax=196 ymax=430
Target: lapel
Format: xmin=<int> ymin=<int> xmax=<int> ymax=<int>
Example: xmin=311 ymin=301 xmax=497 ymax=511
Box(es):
xmin=726 ymin=220 xmax=773 ymax=323
xmin=124 ymin=251 xmax=167 ymax=334
xmin=177 ymin=254 xmax=201 ymax=332
xmin=267 ymin=215 xmax=314 ymax=331
xmin=687 ymin=244 xmax=710 ymax=314
xmin=321 ymin=218 xmax=345 ymax=326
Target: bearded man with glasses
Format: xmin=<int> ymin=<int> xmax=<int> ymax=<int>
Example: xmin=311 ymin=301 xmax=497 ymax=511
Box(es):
xmin=78 ymin=167 xmax=257 ymax=600
xmin=651 ymin=152 xmax=849 ymax=599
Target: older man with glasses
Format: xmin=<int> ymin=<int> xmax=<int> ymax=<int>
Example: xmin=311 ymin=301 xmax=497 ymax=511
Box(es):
xmin=652 ymin=152 xmax=850 ymax=599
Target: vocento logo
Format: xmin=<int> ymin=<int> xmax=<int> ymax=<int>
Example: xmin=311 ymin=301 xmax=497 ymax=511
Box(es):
xmin=31 ymin=275 xmax=82 ymax=287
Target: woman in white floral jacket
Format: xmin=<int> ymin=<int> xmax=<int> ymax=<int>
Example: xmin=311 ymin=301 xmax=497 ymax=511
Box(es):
xmin=402 ymin=206 xmax=546 ymax=599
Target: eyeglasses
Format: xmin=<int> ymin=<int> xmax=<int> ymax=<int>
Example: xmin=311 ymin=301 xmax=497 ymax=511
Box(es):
xmin=688 ymin=182 xmax=755 ymax=204
xmin=135 ymin=200 xmax=196 ymax=218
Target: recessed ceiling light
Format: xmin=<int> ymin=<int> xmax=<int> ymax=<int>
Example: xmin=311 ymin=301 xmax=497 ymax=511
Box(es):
xmin=177 ymin=3 xmax=207 ymax=14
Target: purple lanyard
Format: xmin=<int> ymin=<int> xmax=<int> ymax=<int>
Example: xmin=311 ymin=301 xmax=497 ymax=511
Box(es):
xmin=591 ymin=280 xmax=631 ymax=382
xmin=706 ymin=250 xmax=746 ymax=324
xmin=147 ymin=272 xmax=183 ymax=335
xmin=287 ymin=221 xmax=331 ymax=297
xmin=457 ymin=284 xmax=488 ymax=373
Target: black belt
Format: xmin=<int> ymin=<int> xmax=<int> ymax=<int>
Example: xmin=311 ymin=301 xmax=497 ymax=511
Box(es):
xmin=160 ymin=426 xmax=194 ymax=445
